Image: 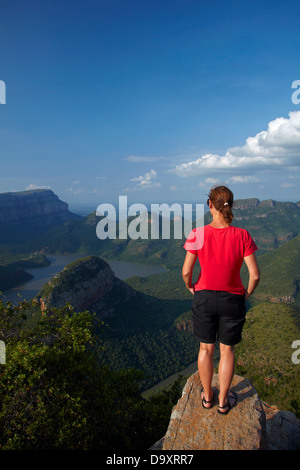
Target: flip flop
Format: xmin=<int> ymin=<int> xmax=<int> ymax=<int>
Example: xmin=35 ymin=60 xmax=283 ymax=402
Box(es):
xmin=201 ymin=387 xmax=214 ymax=409
xmin=217 ymin=391 xmax=237 ymax=415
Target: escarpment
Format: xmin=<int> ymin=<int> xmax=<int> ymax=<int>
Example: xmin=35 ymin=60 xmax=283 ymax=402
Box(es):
xmin=0 ymin=189 xmax=82 ymax=245
xmin=0 ymin=189 xmax=80 ymax=224
xmin=39 ymin=255 xmax=136 ymax=318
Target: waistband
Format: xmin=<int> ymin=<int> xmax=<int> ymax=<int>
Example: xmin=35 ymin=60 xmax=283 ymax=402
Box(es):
xmin=195 ymin=289 xmax=245 ymax=297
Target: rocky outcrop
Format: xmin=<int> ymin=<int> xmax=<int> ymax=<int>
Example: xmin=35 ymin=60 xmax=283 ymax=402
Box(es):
xmin=151 ymin=372 xmax=300 ymax=450
xmin=159 ymin=372 xmax=267 ymax=450
xmin=39 ymin=255 xmax=136 ymax=318
xmin=263 ymin=403 xmax=300 ymax=450
xmin=267 ymin=282 xmax=298 ymax=304
xmin=0 ymin=189 xmax=80 ymax=225
xmin=268 ymin=295 xmax=296 ymax=304
xmin=233 ymin=198 xmax=260 ymax=210
xmin=258 ymin=199 xmax=276 ymax=209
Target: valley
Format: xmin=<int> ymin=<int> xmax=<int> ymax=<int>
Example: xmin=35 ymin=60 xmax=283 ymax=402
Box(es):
xmin=0 ymin=189 xmax=299 ymax=415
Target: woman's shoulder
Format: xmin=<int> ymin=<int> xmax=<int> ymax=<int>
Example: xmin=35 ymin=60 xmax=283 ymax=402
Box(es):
xmin=232 ymin=225 xmax=250 ymax=233
xmin=229 ymin=225 xmax=253 ymax=239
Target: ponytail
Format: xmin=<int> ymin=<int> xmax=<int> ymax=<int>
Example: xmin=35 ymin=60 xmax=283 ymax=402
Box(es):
xmin=207 ymin=185 xmax=234 ymax=224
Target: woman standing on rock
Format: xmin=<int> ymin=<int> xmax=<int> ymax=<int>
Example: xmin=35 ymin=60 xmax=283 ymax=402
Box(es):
xmin=182 ymin=185 xmax=260 ymax=414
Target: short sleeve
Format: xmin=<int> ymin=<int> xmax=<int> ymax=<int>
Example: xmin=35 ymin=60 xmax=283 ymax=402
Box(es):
xmin=244 ymin=230 xmax=258 ymax=257
xmin=183 ymin=227 xmax=204 ymax=254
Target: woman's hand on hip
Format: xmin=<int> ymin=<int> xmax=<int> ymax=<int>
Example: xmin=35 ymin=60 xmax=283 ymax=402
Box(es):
xmin=187 ymin=284 xmax=195 ymax=295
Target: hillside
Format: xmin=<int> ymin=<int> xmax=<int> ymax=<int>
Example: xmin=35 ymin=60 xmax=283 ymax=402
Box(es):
xmin=231 ymin=198 xmax=300 ymax=252
xmin=33 ymin=256 xmax=198 ymax=390
xmin=240 ymin=233 xmax=300 ymax=306
xmin=235 ymin=302 xmax=300 ymax=417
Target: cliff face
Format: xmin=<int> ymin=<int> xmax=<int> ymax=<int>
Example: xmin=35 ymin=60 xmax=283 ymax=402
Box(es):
xmin=233 ymin=198 xmax=260 ymax=210
xmin=0 ymin=189 xmax=80 ymax=224
xmin=39 ymin=255 xmax=136 ymax=318
xmin=0 ymin=189 xmax=82 ymax=245
xmin=151 ymin=372 xmax=300 ymax=451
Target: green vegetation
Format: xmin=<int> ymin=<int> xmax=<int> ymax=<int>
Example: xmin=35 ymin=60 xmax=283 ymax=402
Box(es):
xmin=235 ymin=302 xmax=300 ymax=417
xmin=1 ymin=196 xmax=300 ymax=447
xmin=100 ymin=328 xmax=198 ymax=389
xmin=0 ymin=300 xmax=184 ymax=450
xmin=96 ymin=270 xmax=199 ymax=389
xmin=232 ymin=199 xmax=300 ymax=253
xmin=251 ymin=234 xmax=300 ymax=305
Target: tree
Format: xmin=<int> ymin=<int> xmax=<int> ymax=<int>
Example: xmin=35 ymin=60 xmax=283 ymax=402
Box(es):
xmin=0 ymin=300 xmax=182 ymax=450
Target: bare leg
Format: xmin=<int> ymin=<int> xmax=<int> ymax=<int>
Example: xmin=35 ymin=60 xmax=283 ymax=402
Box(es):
xmin=218 ymin=343 xmax=235 ymax=409
xmin=198 ymin=342 xmax=215 ymax=407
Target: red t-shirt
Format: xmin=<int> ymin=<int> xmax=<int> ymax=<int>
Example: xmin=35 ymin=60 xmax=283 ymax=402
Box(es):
xmin=183 ymin=224 xmax=258 ymax=295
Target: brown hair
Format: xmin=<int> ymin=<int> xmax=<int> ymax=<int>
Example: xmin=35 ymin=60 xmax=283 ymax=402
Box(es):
xmin=207 ymin=185 xmax=234 ymax=224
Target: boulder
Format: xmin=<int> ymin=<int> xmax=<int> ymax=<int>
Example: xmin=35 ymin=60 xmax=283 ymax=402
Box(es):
xmin=262 ymin=403 xmax=300 ymax=450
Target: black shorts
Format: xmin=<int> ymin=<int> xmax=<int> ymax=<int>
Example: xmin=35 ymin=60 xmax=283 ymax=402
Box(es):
xmin=192 ymin=290 xmax=246 ymax=346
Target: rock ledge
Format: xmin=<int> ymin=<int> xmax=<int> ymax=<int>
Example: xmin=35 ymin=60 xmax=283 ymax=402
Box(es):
xmin=155 ymin=372 xmax=267 ymax=450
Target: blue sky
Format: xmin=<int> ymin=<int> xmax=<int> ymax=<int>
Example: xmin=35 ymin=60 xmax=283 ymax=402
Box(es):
xmin=1 ymin=0 xmax=300 ymax=211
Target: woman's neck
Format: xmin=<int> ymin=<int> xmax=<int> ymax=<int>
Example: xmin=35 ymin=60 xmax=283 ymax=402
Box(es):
xmin=209 ymin=212 xmax=230 ymax=229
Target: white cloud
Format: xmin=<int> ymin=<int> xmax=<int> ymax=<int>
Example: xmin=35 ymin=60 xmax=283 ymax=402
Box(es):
xmin=25 ymin=184 xmax=51 ymax=190
xmin=130 ymin=169 xmax=161 ymax=189
xmin=205 ymin=177 xmax=219 ymax=184
xmin=281 ymin=182 xmax=297 ymax=188
xmin=170 ymin=111 xmax=300 ymax=177
xmin=125 ymin=155 xmax=169 ymax=163
xmin=62 ymin=186 xmax=97 ymax=196
xmin=226 ymin=175 xmax=260 ymax=183
xmin=198 ymin=177 xmax=220 ymax=187
xmin=288 ymin=173 xmax=300 ymax=179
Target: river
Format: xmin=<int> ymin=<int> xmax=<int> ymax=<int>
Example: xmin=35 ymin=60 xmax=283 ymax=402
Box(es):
xmin=1 ymin=254 xmax=167 ymax=304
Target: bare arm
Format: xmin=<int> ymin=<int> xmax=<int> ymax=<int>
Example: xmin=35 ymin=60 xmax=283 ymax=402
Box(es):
xmin=244 ymin=252 xmax=260 ymax=300
xmin=182 ymin=251 xmax=198 ymax=295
